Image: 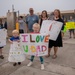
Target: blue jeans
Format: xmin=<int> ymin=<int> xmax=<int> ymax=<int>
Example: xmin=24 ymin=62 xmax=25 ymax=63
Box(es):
xmin=30 ymin=55 xmax=44 ymax=64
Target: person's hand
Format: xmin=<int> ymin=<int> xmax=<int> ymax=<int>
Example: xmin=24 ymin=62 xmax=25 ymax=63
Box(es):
xmin=10 ymin=41 xmax=13 ymax=44
xmin=47 ymin=34 xmax=50 ymax=37
xmin=17 ymin=40 xmax=20 ymax=42
xmin=3 ymin=28 xmax=6 ymax=31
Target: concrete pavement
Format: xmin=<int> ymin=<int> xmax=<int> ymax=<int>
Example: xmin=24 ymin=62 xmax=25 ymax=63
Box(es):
xmin=0 ymin=32 xmax=75 ymax=75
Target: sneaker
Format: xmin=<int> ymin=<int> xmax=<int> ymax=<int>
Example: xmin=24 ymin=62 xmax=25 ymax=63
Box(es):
xmin=18 ymin=62 xmax=21 ymax=65
xmin=27 ymin=62 xmax=33 ymax=67
xmin=0 ymin=55 xmax=4 ymax=59
xmin=41 ymin=64 xmax=44 ymax=70
xmin=13 ymin=63 xmax=17 ymax=66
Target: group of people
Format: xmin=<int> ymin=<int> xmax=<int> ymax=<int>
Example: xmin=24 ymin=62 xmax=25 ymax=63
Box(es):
xmin=18 ymin=8 xmax=64 ymax=57
xmin=0 ymin=8 xmax=65 ymax=70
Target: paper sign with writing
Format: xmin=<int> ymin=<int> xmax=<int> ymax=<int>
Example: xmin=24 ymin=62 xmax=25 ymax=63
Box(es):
xmin=40 ymin=20 xmax=63 ymax=41
xmin=8 ymin=42 xmax=25 ymax=62
xmin=0 ymin=29 xmax=7 ymax=47
xmin=66 ymin=22 xmax=75 ymax=30
xmin=20 ymin=34 xmax=48 ymax=56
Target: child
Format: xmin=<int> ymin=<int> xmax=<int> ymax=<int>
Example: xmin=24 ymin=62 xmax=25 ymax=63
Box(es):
xmin=0 ymin=20 xmax=4 ymax=59
xmin=9 ymin=30 xmax=21 ymax=66
xmin=27 ymin=23 xmax=44 ymax=70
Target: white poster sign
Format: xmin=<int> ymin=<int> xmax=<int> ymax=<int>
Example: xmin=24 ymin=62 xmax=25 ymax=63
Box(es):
xmin=20 ymin=34 xmax=48 ymax=56
xmin=0 ymin=29 xmax=7 ymax=47
xmin=8 ymin=42 xmax=25 ymax=62
xmin=40 ymin=20 xmax=63 ymax=41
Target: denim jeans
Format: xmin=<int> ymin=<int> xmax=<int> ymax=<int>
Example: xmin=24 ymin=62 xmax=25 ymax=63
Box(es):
xmin=30 ymin=55 xmax=44 ymax=64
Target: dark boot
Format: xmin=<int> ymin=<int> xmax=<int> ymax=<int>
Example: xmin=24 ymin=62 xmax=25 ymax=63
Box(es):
xmin=0 ymin=55 xmax=4 ymax=59
xmin=13 ymin=63 xmax=17 ymax=66
xmin=18 ymin=62 xmax=21 ymax=65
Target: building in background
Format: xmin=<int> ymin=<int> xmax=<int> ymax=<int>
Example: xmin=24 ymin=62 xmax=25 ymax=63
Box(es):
xmin=0 ymin=10 xmax=75 ymax=36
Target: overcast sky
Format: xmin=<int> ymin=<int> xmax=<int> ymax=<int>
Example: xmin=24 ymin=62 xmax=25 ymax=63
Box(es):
xmin=0 ymin=0 xmax=75 ymax=16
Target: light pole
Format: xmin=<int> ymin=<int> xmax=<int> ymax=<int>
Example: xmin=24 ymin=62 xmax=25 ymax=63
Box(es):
xmin=17 ymin=10 xmax=19 ymax=19
xmin=12 ymin=5 xmax=15 ymax=12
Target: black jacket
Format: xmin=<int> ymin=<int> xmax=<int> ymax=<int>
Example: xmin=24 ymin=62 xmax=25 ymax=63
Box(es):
xmin=0 ymin=24 xmax=4 ymax=29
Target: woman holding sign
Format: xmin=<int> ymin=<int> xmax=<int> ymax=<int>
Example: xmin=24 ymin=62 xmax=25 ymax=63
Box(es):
xmin=39 ymin=10 xmax=48 ymax=27
xmin=47 ymin=9 xmax=64 ymax=59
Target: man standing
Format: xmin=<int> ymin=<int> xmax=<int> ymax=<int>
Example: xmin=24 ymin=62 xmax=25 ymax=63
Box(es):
xmin=18 ymin=16 xmax=26 ymax=33
xmin=26 ymin=8 xmax=39 ymax=33
xmin=68 ymin=16 xmax=75 ymax=38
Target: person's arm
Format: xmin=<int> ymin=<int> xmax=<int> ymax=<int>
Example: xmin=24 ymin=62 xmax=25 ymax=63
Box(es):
xmin=26 ymin=24 xmax=28 ymax=33
xmin=39 ymin=18 xmax=43 ymax=27
xmin=61 ymin=19 xmax=65 ymax=37
xmin=26 ymin=17 xmax=28 ymax=33
xmin=8 ymin=39 xmax=13 ymax=44
xmin=17 ymin=37 xmax=20 ymax=42
xmin=36 ymin=15 xmax=39 ymax=23
xmin=4 ymin=22 xmax=7 ymax=29
xmin=39 ymin=17 xmax=40 ymax=24
xmin=8 ymin=37 xmax=14 ymax=44
xmin=61 ymin=19 xmax=65 ymax=30
xmin=1 ymin=24 xmax=4 ymax=29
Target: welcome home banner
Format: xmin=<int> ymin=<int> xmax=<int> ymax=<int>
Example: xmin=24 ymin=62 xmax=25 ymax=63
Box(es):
xmin=20 ymin=34 xmax=48 ymax=56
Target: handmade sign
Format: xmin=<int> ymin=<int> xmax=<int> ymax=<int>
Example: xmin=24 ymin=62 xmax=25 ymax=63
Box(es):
xmin=0 ymin=29 xmax=7 ymax=47
xmin=40 ymin=20 xmax=63 ymax=41
xmin=8 ymin=42 xmax=25 ymax=62
xmin=66 ymin=22 xmax=75 ymax=30
xmin=20 ymin=34 xmax=48 ymax=56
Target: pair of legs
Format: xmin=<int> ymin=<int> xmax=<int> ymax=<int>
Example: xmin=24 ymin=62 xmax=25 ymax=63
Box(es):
xmin=19 ymin=29 xmax=24 ymax=33
xmin=27 ymin=55 xmax=44 ymax=70
xmin=47 ymin=47 xmax=58 ymax=59
xmin=13 ymin=62 xmax=21 ymax=66
xmin=0 ymin=47 xmax=4 ymax=59
xmin=30 ymin=55 xmax=44 ymax=64
xmin=69 ymin=29 xmax=75 ymax=38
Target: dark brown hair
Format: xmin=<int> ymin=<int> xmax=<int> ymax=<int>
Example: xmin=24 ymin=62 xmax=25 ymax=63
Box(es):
xmin=0 ymin=19 xmax=2 ymax=24
xmin=41 ymin=10 xmax=48 ymax=18
xmin=54 ymin=9 xmax=61 ymax=18
xmin=19 ymin=16 xmax=23 ymax=19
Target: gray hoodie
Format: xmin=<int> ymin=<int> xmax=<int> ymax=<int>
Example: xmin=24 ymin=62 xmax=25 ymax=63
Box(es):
xmin=19 ymin=20 xmax=25 ymax=31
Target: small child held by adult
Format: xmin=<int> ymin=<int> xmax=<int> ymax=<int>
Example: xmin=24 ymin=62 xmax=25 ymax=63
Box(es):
xmin=27 ymin=23 xmax=44 ymax=70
